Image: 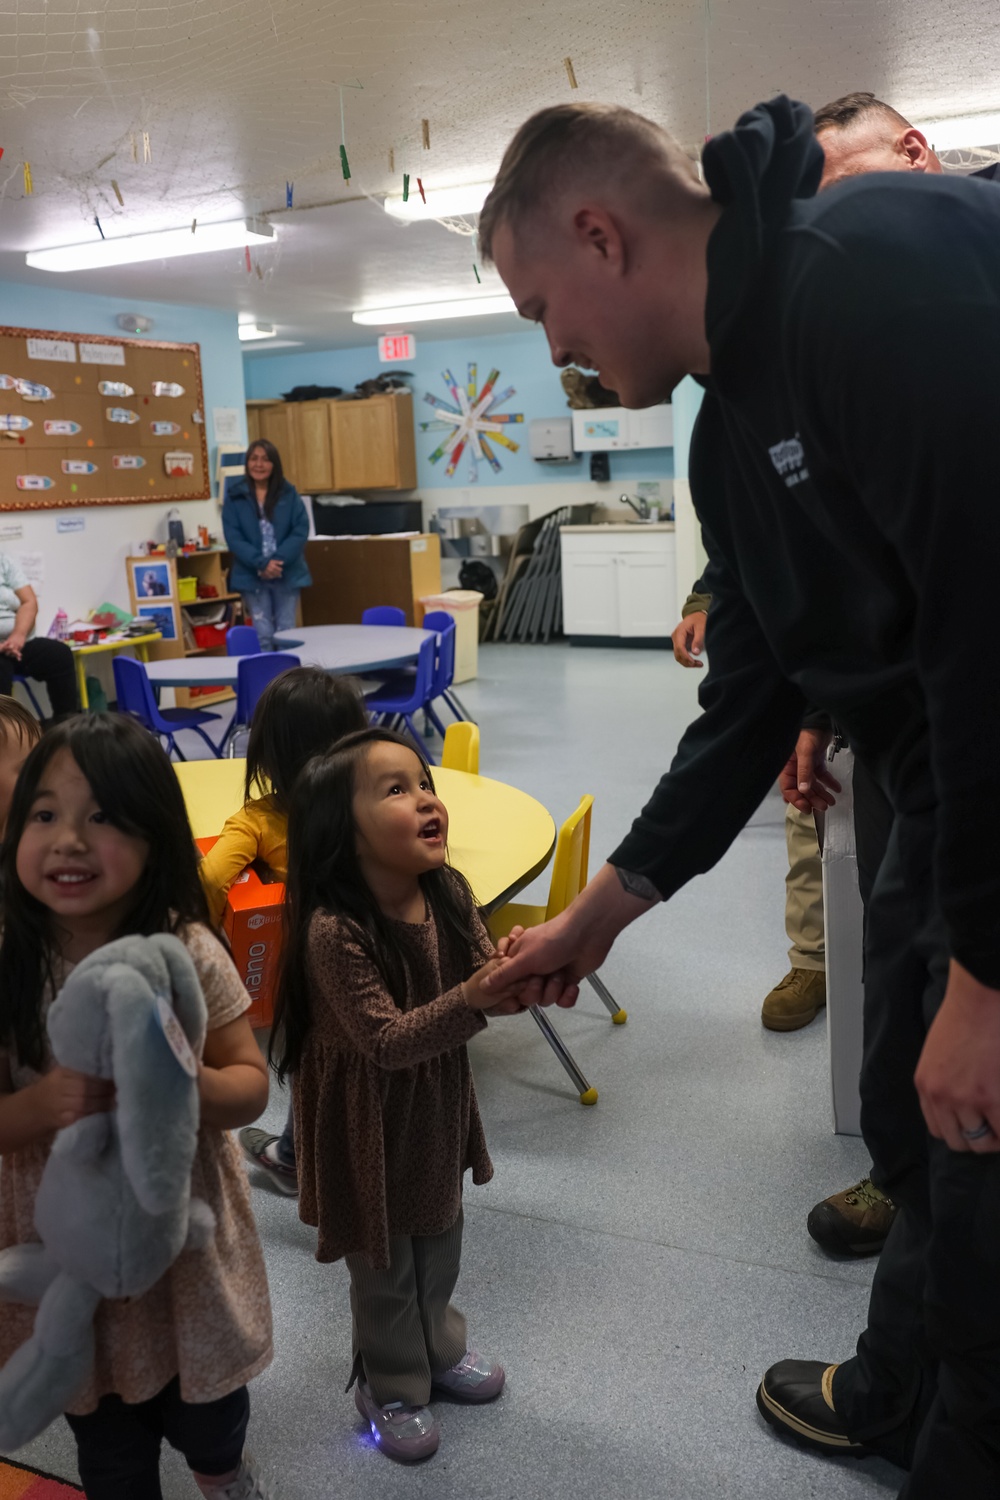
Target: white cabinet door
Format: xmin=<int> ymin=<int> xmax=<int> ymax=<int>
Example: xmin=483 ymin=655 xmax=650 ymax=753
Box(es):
xmin=616 ymin=552 xmax=677 ymax=637
xmin=561 ymin=552 xmax=619 ymax=635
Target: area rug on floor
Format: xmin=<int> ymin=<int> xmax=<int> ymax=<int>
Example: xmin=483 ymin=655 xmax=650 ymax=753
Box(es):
xmin=0 ymin=1458 xmax=82 ymax=1498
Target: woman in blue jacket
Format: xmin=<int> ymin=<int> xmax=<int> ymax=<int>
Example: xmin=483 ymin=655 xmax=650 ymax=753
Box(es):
xmin=222 ymin=440 xmax=312 ymax=650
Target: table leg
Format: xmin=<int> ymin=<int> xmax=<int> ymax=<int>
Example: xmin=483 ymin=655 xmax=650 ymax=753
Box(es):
xmin=75 ymin=656 xmax=89 ymax=711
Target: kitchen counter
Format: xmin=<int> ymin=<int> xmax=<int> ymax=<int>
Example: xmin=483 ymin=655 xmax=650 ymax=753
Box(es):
xmin=560 ymin=521 xmax=676 ymax=533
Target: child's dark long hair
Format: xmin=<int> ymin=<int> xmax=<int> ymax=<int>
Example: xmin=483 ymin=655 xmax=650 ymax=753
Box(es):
xmin=244 ymin=666 xmax=368 ymax=813
xmin=0 ymin=714 xmax=210 ymax=1072
xmin=270 ymin=727 xmax=481 ymax=1081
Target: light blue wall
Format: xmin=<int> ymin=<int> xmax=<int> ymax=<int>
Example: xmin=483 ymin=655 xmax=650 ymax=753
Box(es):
xmin=0 ymin=280 xmax=247 ymax=450
xmin=244 ymin=327 xmax=674 ymax=489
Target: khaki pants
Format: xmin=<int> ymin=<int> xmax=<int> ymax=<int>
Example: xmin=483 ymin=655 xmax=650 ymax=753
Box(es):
xmin=345 ymin=1209 xmax=467 ymax=1407
xmin=785 ymin=801 xmax=825 ymax=971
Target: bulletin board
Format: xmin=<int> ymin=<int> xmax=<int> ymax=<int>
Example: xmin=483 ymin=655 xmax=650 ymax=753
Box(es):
xmin=0 ymin=327 xmax=210 ymax=511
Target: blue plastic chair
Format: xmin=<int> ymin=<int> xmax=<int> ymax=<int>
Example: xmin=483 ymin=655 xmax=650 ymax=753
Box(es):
xmin=378 ymin=612 xmax=472 ymax=738
xmin=362 ymin=605 xmax=406 ymax=626
xmin=113 ymin=655 xmax=223 ymax=761
xmin=222 ymin=651 xmax=301 ymax=756
xmin=366 ymin=634 xmax=438 ymax=762
xmin=226 ymin=624 xmax=262 ymax=655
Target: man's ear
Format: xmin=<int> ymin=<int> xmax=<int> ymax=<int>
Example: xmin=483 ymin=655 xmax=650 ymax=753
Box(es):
xmin=570 ymin=206 xmax=627 ymax=270
xmin=899 ymin=127 xmax=939 ymax=174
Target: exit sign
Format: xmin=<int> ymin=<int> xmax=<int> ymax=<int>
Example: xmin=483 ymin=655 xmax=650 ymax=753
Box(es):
xmin=378 ymin=332 xmax=416 ymax=363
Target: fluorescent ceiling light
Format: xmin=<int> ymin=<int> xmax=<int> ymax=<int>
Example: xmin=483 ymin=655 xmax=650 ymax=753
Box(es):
xmin=238 ymin=322 xmax=276 ymax=342
xmin=915 ymin=111 xmax=1000 ymax=150
xmin=26 ymin=219 xmax=275 ymax=273
xmin=352 ymin=294 xmax=516 ymax=326
xmin=383 ymin=183 xmax=492 ymax=222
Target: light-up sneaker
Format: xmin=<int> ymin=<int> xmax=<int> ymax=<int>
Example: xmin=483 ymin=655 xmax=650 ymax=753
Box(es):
xmin=431 ymin=1349 xmax=505 ymax=1402
xmin=354 ymin=1380 xmax=440 ymax=1462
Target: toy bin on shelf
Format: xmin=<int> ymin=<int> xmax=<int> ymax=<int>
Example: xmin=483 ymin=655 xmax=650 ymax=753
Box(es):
xmin=419 ymin=590 xmax=483 ymax=683
xmin=196 ymin=836 xmax=285 ymax=1028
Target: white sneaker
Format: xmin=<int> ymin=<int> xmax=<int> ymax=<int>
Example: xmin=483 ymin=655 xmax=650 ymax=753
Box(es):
xmin=196 ymin=1453 xmax=280 ymax=1500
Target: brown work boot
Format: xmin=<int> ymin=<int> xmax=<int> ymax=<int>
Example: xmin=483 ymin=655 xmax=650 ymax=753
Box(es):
xmin=807 ymin=1177 xmax=897 ymax=1257
xmin=761 ymin=967 xmax=827 ymax=1031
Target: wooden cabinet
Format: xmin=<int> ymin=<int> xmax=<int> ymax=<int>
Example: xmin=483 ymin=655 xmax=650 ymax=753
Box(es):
xmin=301 ymin=534 xmax=441 ymax=627
xmin=244 ymin=392 xmax=416 ymax=493
xmin=289 ymin=400 xmax=333 ymax=491
xmin=560 ymin=526 xmax=677 ymax=642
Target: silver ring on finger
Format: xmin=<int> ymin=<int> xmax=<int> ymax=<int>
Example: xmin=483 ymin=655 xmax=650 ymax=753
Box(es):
xmin=960 ymin=1120 xmax=995 ymax=1142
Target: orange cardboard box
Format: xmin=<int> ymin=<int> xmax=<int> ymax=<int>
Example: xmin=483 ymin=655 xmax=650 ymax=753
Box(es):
xmin=197 ymin=836 xmax=286 ymax=1029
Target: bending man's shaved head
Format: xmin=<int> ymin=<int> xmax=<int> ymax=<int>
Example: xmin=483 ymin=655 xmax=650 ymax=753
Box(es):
xmin=478 ymin=102 xmax=704 ymax=265
xmin=813 ymin=90 xmax=942 ymax=187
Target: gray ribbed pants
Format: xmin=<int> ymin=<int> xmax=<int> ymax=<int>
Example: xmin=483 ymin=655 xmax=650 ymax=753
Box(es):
xmin=345 ymin=1208 xmax=467 ymax=1406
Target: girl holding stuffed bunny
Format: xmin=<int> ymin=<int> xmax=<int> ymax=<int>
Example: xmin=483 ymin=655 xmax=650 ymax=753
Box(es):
xmin=198 ymin=665 xmax=368 ymax=1195
xmin=0 ymin=714 xmax=275 ymax=1500
xmin=271 ymin=726 xmax=567 ymax=1464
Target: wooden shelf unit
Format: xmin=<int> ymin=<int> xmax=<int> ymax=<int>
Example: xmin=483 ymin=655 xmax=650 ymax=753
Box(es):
xmin=246 ymin=391 xmax=417 ymax=493
xmin=126 ymin=550 xmax=241 ymax=708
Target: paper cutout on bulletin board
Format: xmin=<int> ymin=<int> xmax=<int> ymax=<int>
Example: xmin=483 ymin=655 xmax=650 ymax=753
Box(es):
xmin=99 ymin=380 xmax=134 ymax=397
xmin=420 ymin=363 xmax=524 ymax=482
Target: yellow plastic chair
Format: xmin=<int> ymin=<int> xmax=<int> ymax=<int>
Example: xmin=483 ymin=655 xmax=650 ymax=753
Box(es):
xmin=442 ymin=721 xmax=479 ymax=775
xmin=489 ymin=794 xmax=628 ymax=1106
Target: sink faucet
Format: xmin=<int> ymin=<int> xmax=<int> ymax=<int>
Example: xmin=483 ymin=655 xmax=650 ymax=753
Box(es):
xmin=620 ymin=492 xmax=649 ymax=520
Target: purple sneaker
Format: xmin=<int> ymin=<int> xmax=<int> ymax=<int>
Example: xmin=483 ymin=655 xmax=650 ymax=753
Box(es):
xmin=354 ymin=1381 xmax=440 ymax=1462
xmin=431 ymin=1349 xmax=505 ymax=1402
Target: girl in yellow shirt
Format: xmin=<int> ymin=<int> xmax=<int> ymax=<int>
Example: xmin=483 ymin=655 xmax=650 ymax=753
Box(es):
xmin=199 ymin=666 xmax=368 ymax=1192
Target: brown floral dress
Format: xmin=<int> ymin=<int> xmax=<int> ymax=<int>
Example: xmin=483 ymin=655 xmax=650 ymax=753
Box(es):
xmin=294 ymin=887 xmax=496 ymax=1270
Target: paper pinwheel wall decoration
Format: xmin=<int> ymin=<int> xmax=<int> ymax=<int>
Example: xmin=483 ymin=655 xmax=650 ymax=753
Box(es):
xmin=420 ymin=364 xmax=524 ymax=481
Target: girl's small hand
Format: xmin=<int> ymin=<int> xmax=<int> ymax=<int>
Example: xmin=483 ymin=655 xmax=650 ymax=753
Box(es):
xmin=462 ymin=958 xmax=512 ymax=1010
xmin=30 ymin=1066 xmax=115 ymax=1133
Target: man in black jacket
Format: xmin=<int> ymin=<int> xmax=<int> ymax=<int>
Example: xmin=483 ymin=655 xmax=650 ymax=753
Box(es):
xmin=479 ymin=97 xmax=1000 ymax=1498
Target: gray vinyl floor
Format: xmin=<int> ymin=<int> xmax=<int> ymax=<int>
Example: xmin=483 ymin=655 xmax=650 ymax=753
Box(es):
xmin=10 ymin=642 xmax=904 ymax=1499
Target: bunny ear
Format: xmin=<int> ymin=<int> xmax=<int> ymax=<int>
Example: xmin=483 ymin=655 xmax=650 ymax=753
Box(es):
xmin=149 ymin=934 xmax=208 ymax=1058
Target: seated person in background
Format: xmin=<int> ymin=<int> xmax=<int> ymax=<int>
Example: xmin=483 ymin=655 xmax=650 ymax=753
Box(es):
xmin=197 ymin=666 xmax=368 ymax=1195
xmin=0 ymin=554 xmax=78 ymax=719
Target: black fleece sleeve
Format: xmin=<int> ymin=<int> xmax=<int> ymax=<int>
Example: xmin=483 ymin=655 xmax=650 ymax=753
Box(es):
xmin=610 ymin=522 xmax=806 ymax=896
xmin=793 ymin=255 xmax=1000 ymax=985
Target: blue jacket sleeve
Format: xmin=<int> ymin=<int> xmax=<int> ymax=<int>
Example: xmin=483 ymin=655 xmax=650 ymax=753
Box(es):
xmin=274 ymin=489 xmax=309 ymax=565
xmin=222 ymin=493 xmax=264 ymax=575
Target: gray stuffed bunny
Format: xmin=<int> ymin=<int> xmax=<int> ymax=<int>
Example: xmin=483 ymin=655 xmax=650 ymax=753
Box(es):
xmin=0 ymin=933 xmax=215 ymax=1450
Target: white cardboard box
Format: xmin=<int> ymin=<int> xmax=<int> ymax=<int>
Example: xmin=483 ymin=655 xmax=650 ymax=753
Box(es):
xmin=821 ymin=747 xmax=865 ymax=1136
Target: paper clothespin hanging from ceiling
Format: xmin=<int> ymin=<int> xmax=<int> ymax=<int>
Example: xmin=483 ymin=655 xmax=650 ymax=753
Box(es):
xmin=244 ymin=245 xmax=252 ymax=273
xmin=402 ymin=173 xmax=409 ymax=202
xmin=22 ymin=162 xmax=33 ymax=195
xmin=564 ymin=57 xmax=578 ymax=89
xmin=416 ymin=177 xmax=426 ymax=203
xmin=473 ymin=263 xmax=481 ymax=283
xmin=255 ymin=262 xmax=264 ymax=281
xmin=130 ymin=133 xmax=138 ymax=163
xmin=142 ymin=131 xmax=151 ymax=163
xmin=111 ymin=178 xmax=124 ymax=206
xmin=191 ymin=218 xmax=197 ymax=234
xmin=339 ymin=86 xmax=351 ymax=181
xmin=421 ymin=119 xmax=430 ymax=150
xmin=94 ymin=215 xmax=105 ymax=240
xmin=286 ymin=181 xmax=293 ymax=208
xmin=389 ymin=147 xmax=395 ymax=172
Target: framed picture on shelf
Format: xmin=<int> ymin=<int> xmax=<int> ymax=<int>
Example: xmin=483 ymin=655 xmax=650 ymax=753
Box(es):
xmin=131 ymin=560 xmax=172 ymax=600
xmin=136 ymin=602 xmax=178 ymax=642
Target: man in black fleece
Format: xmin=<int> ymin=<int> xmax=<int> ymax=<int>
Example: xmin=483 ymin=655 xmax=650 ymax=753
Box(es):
xmin=479 ymin=97 xmax=1000 ymax=1497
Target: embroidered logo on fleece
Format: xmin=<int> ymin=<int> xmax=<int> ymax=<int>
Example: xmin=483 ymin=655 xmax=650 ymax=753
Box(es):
xmin=768 ymin=433 xmax=810 ymax=489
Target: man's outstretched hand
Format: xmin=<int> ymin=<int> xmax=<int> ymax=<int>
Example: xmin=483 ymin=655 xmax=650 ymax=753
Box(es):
xmin=480 ymin=864 xmax=659 ymax=1002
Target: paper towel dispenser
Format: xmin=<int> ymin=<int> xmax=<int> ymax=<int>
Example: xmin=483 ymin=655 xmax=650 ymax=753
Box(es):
xmin=529 ymin=416 xmax=575 ymax=463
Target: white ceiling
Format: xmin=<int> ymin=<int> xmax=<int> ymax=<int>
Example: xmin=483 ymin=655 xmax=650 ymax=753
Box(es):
xmin=0 ymin=0 xmax=998 ymax=352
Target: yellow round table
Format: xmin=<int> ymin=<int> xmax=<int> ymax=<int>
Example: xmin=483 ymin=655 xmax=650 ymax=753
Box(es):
xmin=175 ymin=759 xmax=554 ymax=914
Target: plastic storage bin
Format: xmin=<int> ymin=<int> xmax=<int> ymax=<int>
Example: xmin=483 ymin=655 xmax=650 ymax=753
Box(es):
xmin=177 ymin=576 xmax=198 ymax=602
xmin=192 ymin=622 xmax=228 ymax=650
xmin=420 ymin=590 xmax=483 ymax=683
